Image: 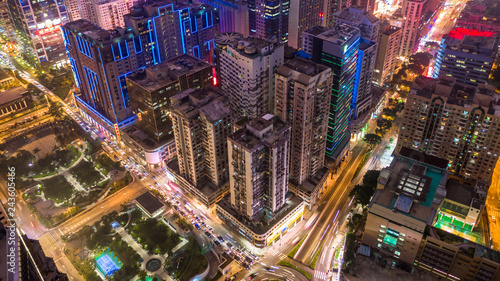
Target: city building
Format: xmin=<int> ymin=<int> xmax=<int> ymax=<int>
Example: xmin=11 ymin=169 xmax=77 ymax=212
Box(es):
xmin=288 ymin=0 xmax=325 ymax=49
xmin=0 ymin=87 xmax=33 ymax=118
xmin=416 ymin=236 xmax=500 ymax=281
xmin=64 ymin=0 xmax=81 ymax=21
xmin=332 ymin=6 xmax=380 ymax=42
xmin=0 ymin=68 xmax=15 ymax=87
xmin=399 ymin=0 xmax=427 ymax=57
xmin=455 ymin=0 xmax=500 ymax=33
xmin=433 ymin=31 xmax=498 ymax=87
xmin=214 ymin=32 xmax=244 ymax=85
xmin=125 ymin=54 xmax=212 ymax=170
xmin=373 ymin=22 xmax=402 ymax=86
xmin=0 ymin=0 xmax=15 ymax=41
xmin=351 ymin=38 xmax=376 ymax=120
xmin=198 ymin=0 xmax=249 ymax=36
xmin=227 ymin=115 xmax=290 ymax=219
xmin=323 ymin=0 xmax=351 ymax=28
xmin=248 ymin=0 xmax=289 ymax=43
xmin=274 ymin=57 xmax=332 ymax=207
xmin=395 ymin=76 xmax=500 ymax=184
xmin=353 ymin=0 xmax=375 ymax=14
xmin=363 ymin=148 xmax=449 ymax=264
xmin=302 ymin=24 xmax=360 ymax=166
xmin=168 ymin=88 xmax=232 ymax=207
xmin=7 ymin=0 xmax=70 ymax=68
xmin=80 ymin=0 xmax=134 ymax=30
xmin=124 ymin=0 xmax=218 ymax=67
xmin=62 ymin=20 xmax=144 ymax=138
xmin=0 ymin=222 xmax=69 ymax=281
xmin=219 ymin=36 xmax=284 ymax=120
xmin=135 ymin=191 xmax=166 ymax=217
xmin=216 ymin=115 xmax=306 ymax=248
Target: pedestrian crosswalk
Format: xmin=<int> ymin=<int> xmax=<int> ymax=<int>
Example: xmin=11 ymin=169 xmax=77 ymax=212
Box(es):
xmin=268 ymin=248 xmax=286 ymax=260
xmin=313 ymin=270 xmax=328 ymax=280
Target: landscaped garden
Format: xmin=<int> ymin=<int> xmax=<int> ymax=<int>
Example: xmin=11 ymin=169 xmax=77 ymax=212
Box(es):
xmin=71 ymin=160 xmax=104 ymax=188
xmin=165 ymin=236 xmax=208 ymax=281
xmin=41 ymin=175 xmax=74 ymax=204
xmin=130 ymin=218 xmax=180 ymax=255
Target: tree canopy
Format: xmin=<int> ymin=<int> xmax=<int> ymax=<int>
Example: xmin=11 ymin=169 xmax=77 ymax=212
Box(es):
xmin=363 ymin=133 xmax=382 ymax=148
xmin=349 ymin=170 xmax=381 ymax=206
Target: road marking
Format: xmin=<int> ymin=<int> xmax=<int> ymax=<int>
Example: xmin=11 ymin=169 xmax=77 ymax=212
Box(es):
xmin=314 ymin=270 xmax=327 ymax=280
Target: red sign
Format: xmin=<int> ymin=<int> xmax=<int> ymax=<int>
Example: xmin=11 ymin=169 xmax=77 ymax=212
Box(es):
xmin=448 ymin=27 xmax=496 ymax=40
xmin=35 ymin=25 xmax=62 ymax=36
xmin=114 ymin=123 xmax=121 ymax=140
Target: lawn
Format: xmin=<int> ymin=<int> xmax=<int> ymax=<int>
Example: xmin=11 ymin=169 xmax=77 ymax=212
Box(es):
xmin=41 ymin=175 xmax=74 ymax=203
xmin=130 ymin=218 xmax=180 ymax=255
xmin=71 ymin=160 xmax=103 ymax=188
xmin=278 ymin=260 xmax=312 ymax=280
xmin=30 ymin=145 xmax=81 ymax=178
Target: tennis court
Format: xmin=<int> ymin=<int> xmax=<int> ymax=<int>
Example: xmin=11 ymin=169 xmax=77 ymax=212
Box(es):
xmin=95 ymin=251 xmax=122 ymax=276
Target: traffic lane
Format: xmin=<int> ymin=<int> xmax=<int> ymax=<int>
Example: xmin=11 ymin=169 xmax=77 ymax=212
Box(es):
xmin=294 ymin=144 xmax=367 ymax=263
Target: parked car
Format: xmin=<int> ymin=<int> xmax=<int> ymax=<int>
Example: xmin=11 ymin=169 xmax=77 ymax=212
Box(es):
xmin=205 ymin=231 xmax=212 ymax=238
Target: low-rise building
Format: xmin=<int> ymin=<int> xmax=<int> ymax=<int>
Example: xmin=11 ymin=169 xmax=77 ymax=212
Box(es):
xmin=0 ymin=69 xmax=14 ymax=87
xmin=0 ymin=87 xmax=33 ymax=118
xmin=216 ymin=193 xmax=305 ymax=248
xmin=135 ymin=191 xmax=166 ymax=218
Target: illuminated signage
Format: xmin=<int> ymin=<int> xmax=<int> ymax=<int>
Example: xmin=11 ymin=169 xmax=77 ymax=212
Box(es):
xmin=35 ymin=25 xmax=62 ymax=36
xmin=114 ymin=123 xmax=121 ymax=140
xmin=448 ymin=28 xmax=496 ymax=40
xmin=137 ymin=112 xmax=142 ymax=121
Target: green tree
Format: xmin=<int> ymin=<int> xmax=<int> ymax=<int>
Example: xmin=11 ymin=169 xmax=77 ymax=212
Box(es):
xmin=49 ymin=101 xmax=63 ymax=119
xmin=138 ymin=270 xmax=147 ymax=280
xmin=363 ymin=133 xmax=382 ymax=148
xmin=349 ymin=170 xmax=381 ymax=206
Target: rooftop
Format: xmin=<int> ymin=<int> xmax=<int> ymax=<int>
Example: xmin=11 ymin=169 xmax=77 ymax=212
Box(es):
xmin=170 ymin=87 xmax=230 ymax=122
xmin=0 ymin=68 xmax=12 ymax=81
xmin=333 ymin=6 xmax=379 ymax=25
xmin=0 ymin=87 xmax=28 ymax=105
xmin=379 ymin=21 xmax=401 ymax=36
xmin=127 ymin=54 xmax=211 ymax=92
xmin=410 ymin=76 xmax=500 ymax=113
xmin=229 ymin=115 xmax=290 ymax=151
xmin=135 ymin=191 xmax=165 ymax=215
xmin=217 ymin=193 xmax=304 ymax=234
xmin=276 ymin=57 xmax=331 ymax=84
xmin=306 ymin=24 xmax=360 ymax=46
xmin=445 ymin=179 xmax=475 ymax=206
xmin=443 ymin=33 xmax=498 ymax=58
xmin=63 ymin=20 xmax=132 ymax=46
xmin=399 ymin=147 xmax=449 ymax=170
xmin=227 ymin=36 xmax=281 ymax=58
xmin=123 ymin=125 xmax=174 ymax=149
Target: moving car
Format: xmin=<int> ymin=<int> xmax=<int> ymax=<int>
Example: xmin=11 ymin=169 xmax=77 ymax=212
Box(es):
xmin=217 ymin=235 xmax=224 ymax=242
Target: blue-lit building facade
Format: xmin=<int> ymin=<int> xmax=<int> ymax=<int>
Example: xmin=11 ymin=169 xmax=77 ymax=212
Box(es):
xmin=302 ymin=24 xmax=360 ymax=166
xmin=7 ymin=0 xmax=70 ymax=68
xmin=124 ymin=0 xmax=218 ymax=66
xmin=248 ymin=0 xmax=289 ymax=44
xmin=62 ymin=20 xmax=143 ymax=138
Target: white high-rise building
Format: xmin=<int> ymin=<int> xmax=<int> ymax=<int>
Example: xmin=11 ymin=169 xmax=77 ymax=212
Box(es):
xmin=77 ymin=0 xmax=134 ymax=30
xmin=399 ymin=0 xmax=427 ymax=57
xmin=227 ymin=114 xmax=290 ymax=219
xmin=219 ymin=37 xmax=284 ymax=121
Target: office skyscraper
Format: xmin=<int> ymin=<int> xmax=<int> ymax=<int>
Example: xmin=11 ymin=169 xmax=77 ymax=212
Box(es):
xmin=171 ymin=88 xmax=231 ymax=189
xmin=62 ymin=20 xmax=144 ymax=137
xmin=374 ymin=22 xmax=402 ymax=86
xmin=7 ymin=0 xmax=70 ymax=68
xmin=127 ymin=54 xmax=213 ymax=144
xmin=323 ymin=0 xmax=351 ymax=28
xmin=219 ymin=36 xmax=284 ymax=120
xmin=302 ymin=25 xmax=360 ymax=165
xmin=227 ymin=114 xmax=290 ymax=219
xmin=288 ymin=0 xmax=325 ymax=49
xmin=399 ymin=0 xmax=427 ymax=57
xmin=198 ymin=0 xmax=249 ymax=36
xmin=396 ymin=75 xmax=500 ymax=183
xmin=248 ymin=0 xmax=289 ymax=43
xmin=433 ymin=32 xmax=498 ymax=87
xmin=124 ymin=0 xmax=218 ymax=67
xmin=275 ymin=57 xmax=332 ymax=206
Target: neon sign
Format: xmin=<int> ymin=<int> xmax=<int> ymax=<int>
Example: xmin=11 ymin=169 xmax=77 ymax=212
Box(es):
xmin=35 ymin=25 xmax=62 ymax=36
xmin=448 ymin=28 xmax=496 ymax=40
